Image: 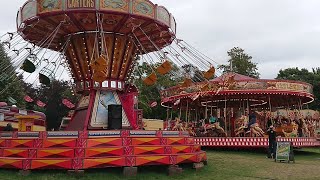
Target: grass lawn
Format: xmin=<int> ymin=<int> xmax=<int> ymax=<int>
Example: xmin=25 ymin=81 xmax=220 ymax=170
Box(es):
xmin=0 ymin=148 xmax=319 ymax=180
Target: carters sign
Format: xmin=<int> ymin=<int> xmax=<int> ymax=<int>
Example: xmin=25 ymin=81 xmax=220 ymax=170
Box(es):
xmin=67 ymin=0 xmax=95 ymax=9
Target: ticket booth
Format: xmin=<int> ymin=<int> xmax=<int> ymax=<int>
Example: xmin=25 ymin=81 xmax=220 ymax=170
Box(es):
xmin=15 ymin=115 xmax=40 ymax=132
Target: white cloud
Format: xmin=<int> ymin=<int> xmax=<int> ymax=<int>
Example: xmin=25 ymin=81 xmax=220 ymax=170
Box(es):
xmin=1 ymin=0 xmax=320 ymax=80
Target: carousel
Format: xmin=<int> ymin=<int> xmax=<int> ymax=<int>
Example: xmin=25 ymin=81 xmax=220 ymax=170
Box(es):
xmin=161 ymin=72 xmax=320 ymax=148
xmin=0 ymin=0 xmax=208 ymax=174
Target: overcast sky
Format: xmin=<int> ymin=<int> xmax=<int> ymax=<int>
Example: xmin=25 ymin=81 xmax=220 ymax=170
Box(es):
xmin=1 ymin=0 xmax=320 ymax=79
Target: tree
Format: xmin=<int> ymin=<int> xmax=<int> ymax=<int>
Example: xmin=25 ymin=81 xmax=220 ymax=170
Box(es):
xmin=182 ymin=64 xmax=205 ymax=82
xmin=276 ymin=67 xmax=320 ymax=110
xmin=133 ymin=62 xmax=183 ymax=120
xmin=36 ymin=80 xmax=79 ymax=130
xmin=219 ymin=47 xmax=260 ymax=78
xmin=0 ymin=43 xmax=25 ymax=107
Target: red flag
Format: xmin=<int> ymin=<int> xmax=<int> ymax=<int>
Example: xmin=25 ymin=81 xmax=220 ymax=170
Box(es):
xmin=62 ymin=99 xmax=75 ymax=109
xmin=36 ymin=100 xmax=46 ymax=107
xmin=189 ymin=93 xmax=200 ymax=101
xmin=174 ymin=99 xmax=180 ymax=106
xmin=24 ymin=95 xmax=34 ymax=103
xmin=149 ymin=101 xmax=157 ymax=108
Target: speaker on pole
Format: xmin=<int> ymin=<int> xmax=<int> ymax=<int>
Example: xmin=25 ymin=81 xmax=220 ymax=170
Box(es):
xmin=108 ymin=104 xmax=122 ymax=129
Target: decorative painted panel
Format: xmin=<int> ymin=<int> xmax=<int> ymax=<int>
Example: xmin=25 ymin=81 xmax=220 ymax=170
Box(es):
xmin=3 ymin=149 xmax=28 ymax=158
xmin=156 ymin=6 xmax=170 ymax=26
xmin=100 ymin=0 xmax=130 ymax=12
xmin=0 ymin=159 xmax=23 ymax=169
xmin=31 ymin=159 xmax=72 ymax=169
xmin=132 ymin=138 xmax=160 ymax=145
xmin=134 ymin=146 xmax=165 ymax=155
xmin=66 ymin=0 xmax=96 ymax=9
xmin=21 ymin=1 xmax=37 ymax=21
xmin=37 ymin=149 xmax=74 ymax=158
xmin=87 ymin=138 xmax=122 ymax=147
xmin=38 ymin=0 xmax=63 ymax=14
xmin=83 ymin=157 xmax=125 ymax=168
xmin=85 ymin=147 xmax=123 ymax=157
xmin=10 ymin=140 xmax=33 ymax=148
xmin=136 ymin=155 xmax=169 ymax=166
xmin=43 ymin=139 xmax=77 ymax=148
xmin=170 ymin=15 xmax=176 ymax=34
xmin=132 ymin=0 xmax=154 ymax=18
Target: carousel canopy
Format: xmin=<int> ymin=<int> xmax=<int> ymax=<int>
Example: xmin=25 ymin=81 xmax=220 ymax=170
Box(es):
xmin=17 ymin=0 xmax=176 ymax=90
xmin=161 ymin=72 xmax=314 ymax=108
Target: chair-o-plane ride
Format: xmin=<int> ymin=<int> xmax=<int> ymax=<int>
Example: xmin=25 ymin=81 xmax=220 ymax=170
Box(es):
xmin=0 ymin=0 xmax=210 ymax=174
xmin=0 ymin=0 xmax=319 ymax=174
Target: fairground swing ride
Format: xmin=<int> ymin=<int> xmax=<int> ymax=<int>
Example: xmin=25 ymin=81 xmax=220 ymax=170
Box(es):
xmin=1 ymin=1 xmax=219 ymax=131
xmin=0 ymin=0 xmax=208 ymax=172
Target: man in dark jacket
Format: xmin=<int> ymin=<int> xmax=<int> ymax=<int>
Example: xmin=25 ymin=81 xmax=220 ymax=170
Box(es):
xmin=3 ymin=123 xmax=14 ymax=131
xmin=267 ymin=125 xmax=276 ymax=158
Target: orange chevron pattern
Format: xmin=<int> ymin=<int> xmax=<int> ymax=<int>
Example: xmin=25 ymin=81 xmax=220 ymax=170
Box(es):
xmin=132 ymin=138 xmax=161 ymax=145
xmin=3 ymin=149 xmax=28 ymax=158
xmin=31 ymin=159 xmax=72 ymax=169
xmin=136 ymin=155 xmax=170 ymax=166
xmin=198 ymin=152 xmax=207 ymax=162
xmin=185 ymin=138 xmax=195 ymax=144
xmin=0 ymin=158 xmax=23 ymax=169
xmin=85 ymin=147 xmax=123 ymax=157
xmin=43 ymin=139 xmax=76 ymax=148
xmin=83 ymin=157 xmax=125 ymax=168
xmin=172 ymin=146 xmax=190 ymax=154
xmin=37 ymin=149 xmax=74 ymax=158
xmin=167 ymin=138 xmax=184 ymax=145
xmin=176 ymin=154 xmax=197 ymax=164
xmin=0 ymin=140 xmax=5 ymax=147
xmin=87 ymin=138 xmax=122 ymax=147
xmin=134 ymin=146 xmax=165 ymax=155
xmin=10 ymin=140 xmax=33 ymax=148
xmin=0 ymin=130 xmax=209 ymax=170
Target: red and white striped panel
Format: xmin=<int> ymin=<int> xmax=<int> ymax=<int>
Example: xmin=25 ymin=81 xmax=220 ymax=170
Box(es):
xmin=195 ymin=137 xmax=320 ymax=148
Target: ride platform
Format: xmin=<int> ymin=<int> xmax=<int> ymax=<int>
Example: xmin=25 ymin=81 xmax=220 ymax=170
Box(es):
xmin=0 ymin=130 xmax=206 ymax=171
xmin=195 ymin=137 xmax=320 ymax=148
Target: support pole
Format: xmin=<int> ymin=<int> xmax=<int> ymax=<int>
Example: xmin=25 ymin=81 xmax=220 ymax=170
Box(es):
xmin=179 ymin=101 xmax=182 ymax=119
xmin=224 ymin=96 xmax=227 ymax=135
xmin=186 ymin=100 xmax=189 ymax=122
xmin=268 ymin=95 xmax=273 ymax=125
xmin=205 ymin=101 xmax=208 ymax=119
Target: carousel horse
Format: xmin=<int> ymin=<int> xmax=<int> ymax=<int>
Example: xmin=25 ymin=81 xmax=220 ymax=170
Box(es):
xmin=282 ymin=122 xmax=298 ymax=137
xmin=172 ymin=118 xmax=186 ymax=131
xmin=301 ymin=119 xmax=310 ymax=137
xmin=249 ymin=123 xmax=265 ymax=137
xmin=235 ymin=115 xmax=265 ymax=137
xmin=204 ymin=122 xmax=227 ymax=137
xmin=234 ymin=115 xmax=248 ymax=136
xmin=186 ymin=123 xmax=197 ymax=136
xmin=307 ymin=119 xmax=316 ymax=137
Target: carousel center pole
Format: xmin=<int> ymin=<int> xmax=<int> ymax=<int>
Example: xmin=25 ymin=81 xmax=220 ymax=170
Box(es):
xmin=224 ymin=96 xmax=227 ymax=135
xmin=268 ymin=95 xmax=273 ymax=125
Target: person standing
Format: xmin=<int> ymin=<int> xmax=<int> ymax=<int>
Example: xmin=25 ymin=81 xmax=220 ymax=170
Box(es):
xmin=209 ymin=114 xmax=217 ymax=124
xmin=3 ymin=123 xmax=14 ymax=131
xmin=267 ymin=125 xmax=276 ymax=158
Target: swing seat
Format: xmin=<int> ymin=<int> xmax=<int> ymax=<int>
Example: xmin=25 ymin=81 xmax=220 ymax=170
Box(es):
xmin=39 ymin=73 xmax=51 ymax=85
xmin=92 ymin=70 xmax=107 ymax=82
xmin=157 ymin=60 xmax=172 ymax=75
xmin=21 ymin=59 xmax=36 ymax=73
xmin=90 ymin=54 xmax=107 ymax=71
xmin=143 ymin=72 xmax=157 ymax=86
xmin=180 ymin=78 xmax=192 ymax=87
xmin=204 ymin=67 xmax=215 ymax=80
xmin=201 ymin=83 xmax=209 ymax=91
